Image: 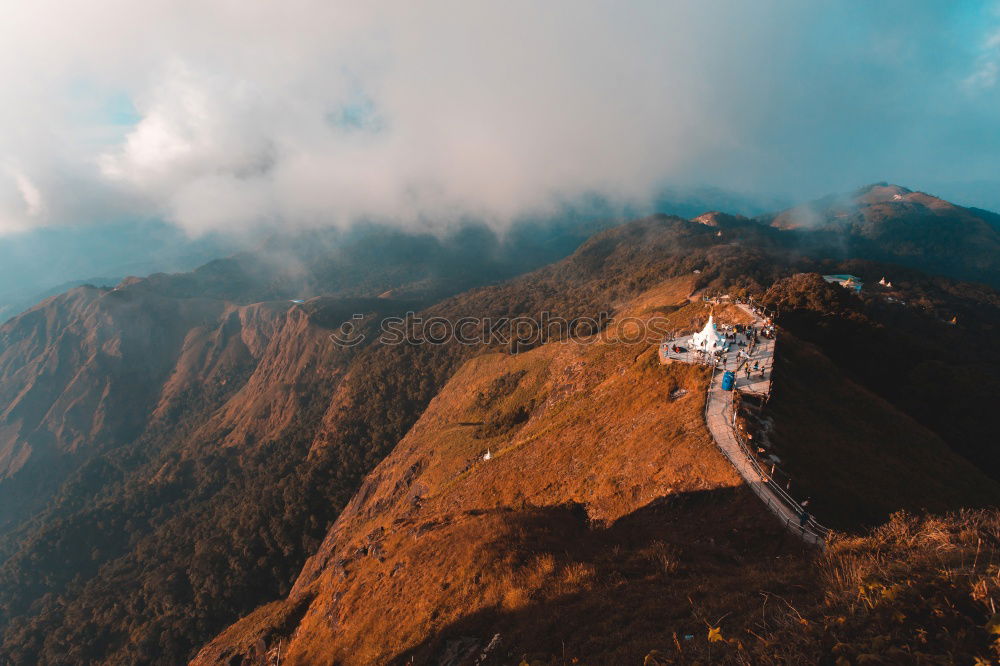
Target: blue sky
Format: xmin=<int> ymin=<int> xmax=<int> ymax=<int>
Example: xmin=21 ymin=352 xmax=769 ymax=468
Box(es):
xmin=101 ymin=92 xmax=142 ymax=127
xmin=0 ymin=1 xmax=997 ymax=236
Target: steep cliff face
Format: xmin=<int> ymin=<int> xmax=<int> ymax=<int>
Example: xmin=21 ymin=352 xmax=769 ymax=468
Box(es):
xmin=0 ymin=220 xmax=610 ymax=534
xmin=0 ymin=219 xmax=609 ymax=513
xmin=0 ymin=284 xmax=275 ymax=527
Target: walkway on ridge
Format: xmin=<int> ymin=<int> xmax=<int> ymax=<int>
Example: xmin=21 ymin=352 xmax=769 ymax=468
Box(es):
xmin=661 ymin=302 xmax=828 ymax=546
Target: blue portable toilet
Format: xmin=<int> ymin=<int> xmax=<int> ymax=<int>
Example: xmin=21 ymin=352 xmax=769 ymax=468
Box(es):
xmin=721 ymin=371 xmax=735 ymax=391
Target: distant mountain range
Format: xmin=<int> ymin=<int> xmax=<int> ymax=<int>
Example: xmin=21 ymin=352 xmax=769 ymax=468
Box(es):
xmin=0 ymin=277 xmax=122 ymax=323
xmin=1 ymin=184 xmax=1000 ymax=664
xmin=0 ymin=185 xmax=789 ymax=325
xmin=760 ymin=183 xmax=1000 ymax=286
xmin=0 ymin=219 xmax=247 ymax=322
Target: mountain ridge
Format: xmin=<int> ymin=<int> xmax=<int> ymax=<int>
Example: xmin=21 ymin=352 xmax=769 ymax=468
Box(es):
xmin=2 ymin=186 xmax=1000 ymax=663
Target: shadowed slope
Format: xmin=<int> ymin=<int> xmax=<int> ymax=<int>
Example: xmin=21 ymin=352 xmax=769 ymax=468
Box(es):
xmin=766 ymin=334 xmax=1000 ymax=529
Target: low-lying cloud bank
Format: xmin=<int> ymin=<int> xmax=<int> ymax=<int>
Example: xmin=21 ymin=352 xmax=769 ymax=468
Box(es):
xmin=0 ymin=1 xmax=998 ymax=235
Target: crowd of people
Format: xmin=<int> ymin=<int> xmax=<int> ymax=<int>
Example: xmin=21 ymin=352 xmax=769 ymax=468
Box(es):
xmin=661 ymin=314 xmax=775 ymax=386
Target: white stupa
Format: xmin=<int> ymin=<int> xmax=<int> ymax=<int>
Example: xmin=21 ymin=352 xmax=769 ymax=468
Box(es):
xmin=690 ymin=315 xmax=727 ymax=353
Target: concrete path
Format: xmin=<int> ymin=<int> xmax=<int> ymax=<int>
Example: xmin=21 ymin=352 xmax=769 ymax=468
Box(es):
xmin=661 ymin=303 xmax=826 ymax=545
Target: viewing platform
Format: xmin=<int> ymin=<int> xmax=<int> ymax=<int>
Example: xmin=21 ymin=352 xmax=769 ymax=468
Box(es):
xmin=660 ymin=301 xmax=828 ymax=545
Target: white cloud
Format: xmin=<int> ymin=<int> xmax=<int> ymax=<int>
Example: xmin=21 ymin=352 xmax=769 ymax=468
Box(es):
xmin=963 ymin=20 xmax=1000 ymax=92
xmin=14 ymin=172 xmax=43 ymax=218
xmin=0 ymin=1 xmax=998 ymax=235
xmin=965 ymin=60 xmax=999 ymax=91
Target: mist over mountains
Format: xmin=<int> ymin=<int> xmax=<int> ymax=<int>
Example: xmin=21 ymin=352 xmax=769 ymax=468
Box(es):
xmin=0 ymin=185 xmax=789 ymax=324
xmin=1 ymin=2 xmax=999 ymax=663
xmin=1 ymin=183 xmax=1000 ymax=663
xmin=0 ymin=220 xmax=248 ymax=321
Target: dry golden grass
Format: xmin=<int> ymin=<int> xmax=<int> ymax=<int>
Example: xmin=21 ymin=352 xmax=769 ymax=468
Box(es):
xmin=641 ymin=540 xmax=680 ymax=576
xmin=757 ymin=510 xmax=1000 ymax=665
xmin=194 ymin=278 xmax=801 ymax=665
xmin=612 ymin=274 xmax=699 ymax=320
xmin=195 ymin=276 xmax=1000 ymax=666
xmin=189 ymin=595 xmax=312 ymax=666
xmin=260 ymin=492 xmax=814 ymax=666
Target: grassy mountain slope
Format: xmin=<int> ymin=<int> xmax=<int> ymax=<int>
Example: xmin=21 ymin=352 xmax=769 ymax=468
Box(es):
xmin=0 ymin=222 xmax=611 ymax=664
xmin=3 ymin=215 xmax=755 ymax=664
xmin=193 ymin=281 xmax=815 ymax=665
xmin=195 ymin=274 xmax=1000 ymax=665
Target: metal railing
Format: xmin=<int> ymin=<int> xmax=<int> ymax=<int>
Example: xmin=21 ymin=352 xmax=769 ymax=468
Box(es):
xmin=704 ymin=363 xmax=717 ymax=422
xmin=699 ymin=304 xmax=828 ymax=545
xmin=721 ymin=396 xmax=830 ymax=543
xmin=662 ymin=300 xmax=828 ymax=545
